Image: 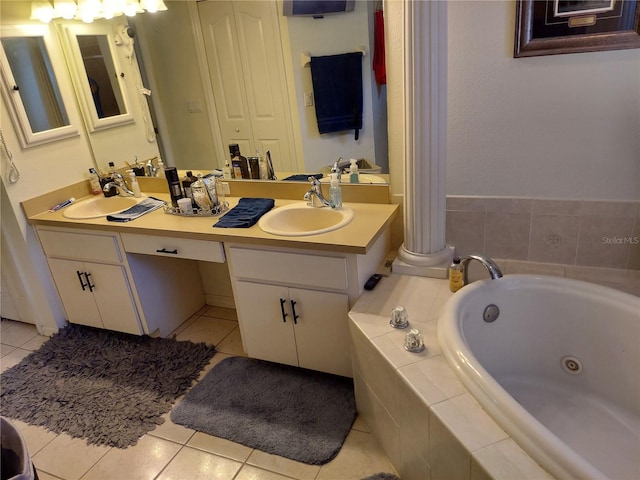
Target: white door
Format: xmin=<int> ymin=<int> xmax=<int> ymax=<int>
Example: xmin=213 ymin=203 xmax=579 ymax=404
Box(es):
xmin=198 ymin=0 xmax=298 ymax=170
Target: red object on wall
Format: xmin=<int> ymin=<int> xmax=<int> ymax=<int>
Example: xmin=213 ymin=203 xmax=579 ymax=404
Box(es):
xmin=373 ymin=8 xmax=386 ymax=86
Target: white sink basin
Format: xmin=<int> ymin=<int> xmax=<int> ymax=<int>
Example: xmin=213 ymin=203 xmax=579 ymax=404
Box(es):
xmin=62 ymin=195 xmax=146 ymax=219
xmin=258 ymin=202 xmax=354 ymax=236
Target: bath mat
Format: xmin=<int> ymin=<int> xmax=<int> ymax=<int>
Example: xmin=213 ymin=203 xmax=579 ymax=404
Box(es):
xmin=0 ymin=324 xmax=216 ymax=448
xmin=362 ymin=474 xmax=400 ymax=480
xmin=170 ymin=356 xmax=356 ymax=465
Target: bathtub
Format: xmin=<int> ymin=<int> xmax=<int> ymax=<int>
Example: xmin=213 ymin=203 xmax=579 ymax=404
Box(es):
xmin=437 ymin=275 xmax=640 ymax=480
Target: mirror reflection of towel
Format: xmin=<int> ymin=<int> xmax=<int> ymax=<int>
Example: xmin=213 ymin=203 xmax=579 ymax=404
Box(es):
xmin=310 ymin=52 xmax=363 ymax=140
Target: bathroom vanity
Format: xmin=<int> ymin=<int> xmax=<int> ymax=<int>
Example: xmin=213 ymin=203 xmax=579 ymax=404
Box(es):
xmin=25 ymin=190 xmax=397 ymax=377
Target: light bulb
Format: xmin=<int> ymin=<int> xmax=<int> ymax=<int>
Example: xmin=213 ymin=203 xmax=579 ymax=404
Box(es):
xmin=30 ymin=2 xmax=54 ymax=23
xmin=54 ymin=0 xmax=77 ymax=20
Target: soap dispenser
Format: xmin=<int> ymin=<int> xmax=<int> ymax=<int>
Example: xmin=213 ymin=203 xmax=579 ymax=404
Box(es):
xmin=329 ymin=173 xmax=342 ymax=209
xmin=349 ymin=158 xmax=360 ymax=183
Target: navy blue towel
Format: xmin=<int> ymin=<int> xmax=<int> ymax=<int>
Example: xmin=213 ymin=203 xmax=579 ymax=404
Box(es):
xmin=281 ymin=173 xmax=323 ymax=182
xmin=310 ymin=52 xmax=363 ymax=140
xmin=214 ymin=198 xmax=275 ymax=228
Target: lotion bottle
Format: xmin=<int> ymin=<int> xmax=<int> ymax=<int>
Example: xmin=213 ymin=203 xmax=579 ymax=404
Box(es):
xmin=349 ymin=158 xmax=360 ymax=183
xmin=329 ymin=173 xmax=342 ymax=209
xmin=449 ymin=257 xmax=464 ymax=292
xmin=127 ymin=170 xmax=142 ymax=198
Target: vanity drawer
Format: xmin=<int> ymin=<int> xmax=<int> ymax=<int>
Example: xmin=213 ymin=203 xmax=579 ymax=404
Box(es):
xmin=227 ymin=246 xmax=348 ymax=290
xmin=121 ymin=233 xmax=225 ymax=263
xmin=37 ymin=228 xmax=122 ymax=263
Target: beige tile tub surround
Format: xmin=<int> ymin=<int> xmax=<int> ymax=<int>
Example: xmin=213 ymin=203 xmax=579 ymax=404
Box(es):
xmin=446 ymin=196 xmax=640 ymax=270
xmin=348 ymin=262 xmax=637 ymax=480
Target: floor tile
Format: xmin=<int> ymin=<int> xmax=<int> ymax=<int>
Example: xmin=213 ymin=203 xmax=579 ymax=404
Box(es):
xmin=156 ymin=446 xmax=242 ymax=480
xmin=32 ymin=433 xmax=110 ymax=480
xmin=187 ymin=432 xmax=253 ymax=462
xmin=0 ymin=320 xmax=39 ymax=347
xmin=246 ymin=449 xmax=320 ymax=480
xmin=81 ymin=435 xmax=181 ymax=480
xmin=0 ymin=347 xmax=32 ymax=372
xmin=215 ymin=325 xmax=246 ymax=356
xmin=235 ymin=464 xmax=298 ymax=480
xmin=148 ymin=411 xmax=195 ymax=445
xmin=316 ymin=430 xmax=399 ymax=480
xmin=175 ymin=316 xmax=237 ymax=346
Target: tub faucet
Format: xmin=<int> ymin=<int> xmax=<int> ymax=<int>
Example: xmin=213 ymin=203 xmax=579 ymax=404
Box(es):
xmin=303 ymin=176 xmax=330 ymax=207
xmin=102 ymin=172 xmax=134 ymax=196
xmin=460 ymin=254 xmax=503 ymax=284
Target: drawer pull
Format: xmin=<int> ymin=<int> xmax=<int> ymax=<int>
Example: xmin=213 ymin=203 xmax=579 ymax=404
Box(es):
xmin=77 ymin=270 xmax=88 ymax=291
xmin=291 ymin=300 xmax=299 ymax=324
xmin=85 ymin=272 xmax=95 ymax=292
xmin=279 ymin=298 xmax=288 ymax=322
xmin=156 ymin=248 xmax=178 ymax=255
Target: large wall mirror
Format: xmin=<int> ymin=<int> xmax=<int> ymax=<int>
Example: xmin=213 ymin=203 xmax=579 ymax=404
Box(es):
xmin=0 ymin=24 xmax=79 ymax=147
xmin=130 ymin=0 xmax=389 ymax=181
xmin=60 ymin=22 xmax=134 ymax=132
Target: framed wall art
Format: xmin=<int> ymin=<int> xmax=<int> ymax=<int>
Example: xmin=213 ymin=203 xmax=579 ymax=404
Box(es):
xmin=515 ymin=0 xmax=640 ymax=57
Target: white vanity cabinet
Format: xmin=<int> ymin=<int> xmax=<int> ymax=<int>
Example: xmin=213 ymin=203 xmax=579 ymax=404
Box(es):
xmin=37 ymin=227 xmax=143 ymax=335
xmin=226 ymin=233 xmax=389 ymax=378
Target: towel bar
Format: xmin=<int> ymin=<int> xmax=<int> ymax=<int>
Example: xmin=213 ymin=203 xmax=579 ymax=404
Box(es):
xmin=301 ymin=47 xmax=367 ymax=68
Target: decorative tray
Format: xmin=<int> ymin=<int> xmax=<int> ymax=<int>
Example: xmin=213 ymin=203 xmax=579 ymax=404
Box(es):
xmin=163 ymin=202 xmax=229 ymax=217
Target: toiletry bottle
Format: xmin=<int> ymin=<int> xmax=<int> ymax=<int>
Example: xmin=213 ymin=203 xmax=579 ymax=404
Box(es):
xmin=156 ymin=158 xmax=165 ymax=178
xmin=258 ymin=152 xmax=269 ymax=180
xmin=108 ymin=161 xmax=117 ymax=175
xmin=127 ymin=170 xmax=142 ymax=198
xmin=229 ymin=144 xmax=249 ymax=179
xmin=164 ymin=167 xmax=184 ymax=207
xmin=182 ymin=170 xmax=198 ymax=206
xmin=88 ymin=168 xmax=102 ymax=195
xmin=329 ymin=173 xmax=342 ymax=209
xmin=349 ymin=158 xmax=360 ymax=183
xmin=449 ymin=257 xmax=464 ymax=292
xmin=223 ymin=160 xmax=233 ymax=179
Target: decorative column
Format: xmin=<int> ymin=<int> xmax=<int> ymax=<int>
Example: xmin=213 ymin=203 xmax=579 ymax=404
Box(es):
xmin=392 ymin=0 xmax=452 ymax=278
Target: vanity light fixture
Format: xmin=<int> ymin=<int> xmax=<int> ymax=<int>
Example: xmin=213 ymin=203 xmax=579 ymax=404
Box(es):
xmin=30 ymin=0 xmax=167 ymax=24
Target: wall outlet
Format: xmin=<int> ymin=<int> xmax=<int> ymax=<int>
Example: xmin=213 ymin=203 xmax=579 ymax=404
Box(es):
xmin=546 ymin=234 xmax=561 ymax=245
xmin=187 ymin=100 xmax=203 ymax=113
xmin=219 ymin=182 xmax=230 ymax=195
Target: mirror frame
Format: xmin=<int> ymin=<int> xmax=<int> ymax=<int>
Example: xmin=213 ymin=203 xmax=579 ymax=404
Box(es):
xmin=60 ymin=22 xmax=134 ymax=132
xmin=0 ymin=24 xmax=79 ymax=148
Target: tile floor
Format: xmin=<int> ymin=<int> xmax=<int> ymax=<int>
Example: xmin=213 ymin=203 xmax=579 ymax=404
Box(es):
xmin=0 ymin=307 xmax=398 ymax=480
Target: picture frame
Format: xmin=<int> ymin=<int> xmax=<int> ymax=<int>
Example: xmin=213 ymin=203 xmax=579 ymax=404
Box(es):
xmin=515 ymin=0 xmax=640 ymax=57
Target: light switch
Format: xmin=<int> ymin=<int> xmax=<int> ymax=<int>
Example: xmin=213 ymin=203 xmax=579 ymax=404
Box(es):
xmin=187 ymin=100 xmax=203 ymax=113
xmin=304 ymin=92 xmax=314 ymax=107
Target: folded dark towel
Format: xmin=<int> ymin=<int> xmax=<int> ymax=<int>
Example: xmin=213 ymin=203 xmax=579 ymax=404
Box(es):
xmin=214 ymin=198 xmax=275 ymax=228
xmin=106 ymin=197 xmax=166 ymax=222
xmin=281 ymin=173 xmax=323 ymax=182
xmin=310 ymin=52 xmax=363 ymax=140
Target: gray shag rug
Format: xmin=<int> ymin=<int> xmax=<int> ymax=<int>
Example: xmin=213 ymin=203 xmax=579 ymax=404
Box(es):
xmin=0 ymin=324 xmax=216 ymax=448
xmin=171 ymin=356 xmax=356 ymax=465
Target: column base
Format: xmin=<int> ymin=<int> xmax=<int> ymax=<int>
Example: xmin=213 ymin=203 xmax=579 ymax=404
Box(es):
xmin=392 ymin=244 xmax=455 ymax=279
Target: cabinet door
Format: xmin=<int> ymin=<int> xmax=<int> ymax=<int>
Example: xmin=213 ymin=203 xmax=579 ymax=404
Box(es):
xmin=47 ymin=258 xmax=102 ymax=329
xmin=234 ymin=281 xmax=298 ymax=367
xmin=290 ymin=288 xmax=351 ymax=377
xmin=88 ymin=263 xmax=142 ymax=335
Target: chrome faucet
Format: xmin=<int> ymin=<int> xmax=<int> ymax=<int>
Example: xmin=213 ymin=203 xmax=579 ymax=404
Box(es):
xmin=460 ymin=254 xmax=503 ymax=284
xmin=331 ymin=157 xmax=348 ymax=181
xmin=102 ymin=172 xmax=134 ymax=196
xmin=303 ymin=176 xmax=330 ymax=207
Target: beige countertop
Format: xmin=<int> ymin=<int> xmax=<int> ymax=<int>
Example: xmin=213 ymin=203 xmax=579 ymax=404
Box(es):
xmin=27 ymin=193 xmax=398 ymax=255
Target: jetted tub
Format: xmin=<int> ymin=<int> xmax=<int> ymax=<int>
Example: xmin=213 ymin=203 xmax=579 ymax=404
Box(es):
xmin=437 ymin=275 xmax=640 ymax=480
